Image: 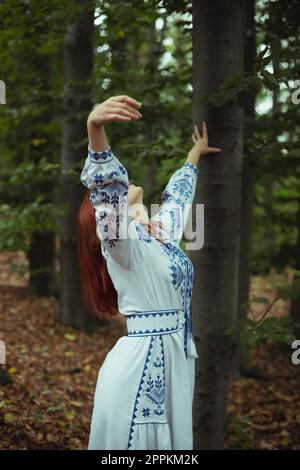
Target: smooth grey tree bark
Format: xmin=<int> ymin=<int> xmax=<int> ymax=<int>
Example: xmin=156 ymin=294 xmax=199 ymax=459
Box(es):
xmin=191 ymin=0 xmax=244 ymax=449
xmin=59 ymin=0 xmax=95 ymax=328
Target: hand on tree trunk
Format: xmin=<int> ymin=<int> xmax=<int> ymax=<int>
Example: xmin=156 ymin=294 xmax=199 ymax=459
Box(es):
xmin=187 ymin=121 xmax=222 ymax=166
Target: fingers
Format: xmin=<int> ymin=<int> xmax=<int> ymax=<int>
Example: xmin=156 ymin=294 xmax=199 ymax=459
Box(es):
xmin=194 ymin=124 xmax=201 ymax=139
xmin=193 ymin=122 xmax=208 ymax=140
xmin=202 ymin=121 xmax=208 ymax=139
xmin=192 ymin=122 xmax=222 ymax=154
xmin=109 ymin=99 xmax=142 ymax=119
xmin=108 ymin=106 xmax=141 ymax=120
xmin=106 ymin=114 xmax=132 ymax=123
xmin=207 ymin=147 xmax=222 ymax=153
xmin=111 ymin=95 xmax=142 ymax=109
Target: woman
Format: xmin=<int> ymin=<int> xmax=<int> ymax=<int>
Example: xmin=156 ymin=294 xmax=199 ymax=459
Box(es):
xmin=78 ymin=95 xmax=221 ymax=450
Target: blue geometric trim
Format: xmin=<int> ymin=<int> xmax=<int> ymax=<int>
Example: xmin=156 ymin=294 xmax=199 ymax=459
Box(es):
xmin=88 ymin=146 xmax=114 ymax=164
xmin=128 ymin=309 xmax=178 ymax=319
xmin=126 ymin=309 xmax=184 ymax=337
xmin=127 ymin=326 xmax=179 ymax=336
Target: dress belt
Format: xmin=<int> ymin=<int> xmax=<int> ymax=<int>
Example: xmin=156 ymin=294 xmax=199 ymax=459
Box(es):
xmin=126 ymin=307 xmax=198 ymax=359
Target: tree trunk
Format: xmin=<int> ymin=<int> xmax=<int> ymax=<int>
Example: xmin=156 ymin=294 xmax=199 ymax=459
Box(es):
xmin=146 ymin=11 xmax=168 ymax=201
xmin=291 ymin=198 xmax=300 ymax=336
xmin=191 ymin=0 xmax=244 ymax=449
xmin=59 ymin=0 xmax=96 ymax=328
xmin=27 ymin=26 xmax=57 ymax=297
xmin=263 ymin=4 xmax=280 ymax=255
xmin=234 ymin=0 xmax=256 ymax=377
xmin=28 ymin=231 xmax=56 ymax=296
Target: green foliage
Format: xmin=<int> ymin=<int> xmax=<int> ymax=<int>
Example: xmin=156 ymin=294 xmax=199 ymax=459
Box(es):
xmin=0 ymin=0 xmax=67 ymax=254
xmin=92 ymin=0 xmax=195 ymax=206
xmin=0 ymin=201 xmax=67 ymax=252
xmin=226 ymin=273 xmax=300 ymax=348
xmin=201 ymin=43 xmax=284 ymax=108
xmin=0 ymin=0 xmax=197 ymax=254
xmin=249 ymin=0 xmax=300 ymax=275
xmin=226 ymin=315 xmax=295 ymax=348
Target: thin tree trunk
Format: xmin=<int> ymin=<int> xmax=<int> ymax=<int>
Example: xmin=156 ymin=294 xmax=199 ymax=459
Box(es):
xmin=191 ymin=0 xmax=244 ymax=449
xmin=291 ymin=197 xmax=300 ymax=336
xmin=28 ymin=231 xmax=56 ymax=296
xmin=59 ymin=0 xmax=96 ymax=328
xmin=147 ymin=11 xmax=168 ymax=201
xmin=234 ymin=0 xmax=257 ymax=377
xmin=27 ymin=28 xmax=57 ymax=297
xmin=264 ymin=4 xmax=280 ymax=252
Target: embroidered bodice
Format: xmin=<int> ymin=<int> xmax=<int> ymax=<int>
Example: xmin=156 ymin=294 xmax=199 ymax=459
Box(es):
xmin=80 ymin=146 xmax=199 ymax=351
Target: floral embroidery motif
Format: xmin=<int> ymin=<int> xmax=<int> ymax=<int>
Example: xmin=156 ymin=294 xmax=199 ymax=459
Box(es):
xmin=145 ymin=374 xmax=164 ymax=406
xmin=171 ymin=178 xmax=193 ymax=199
xmin=127 ymin=335 xmax=167 ymax=449
xmin=90 ymin=182 xmax=127 ymax=208
xmin=142 ymin=408 xmax=150 ymax=417
xmin=161 ymin=167 xmax=197 ymax=204
xmin=93 ymin=173 xmax=104 ymax=184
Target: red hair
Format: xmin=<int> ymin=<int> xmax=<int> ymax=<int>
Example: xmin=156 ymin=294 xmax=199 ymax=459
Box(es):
xmin=77 ymin=190 xmax=165 ymax=319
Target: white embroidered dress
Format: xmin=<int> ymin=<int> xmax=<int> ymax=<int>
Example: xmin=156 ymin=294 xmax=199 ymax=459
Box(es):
xmin=80 ymin=145 xmax=199 ymax=450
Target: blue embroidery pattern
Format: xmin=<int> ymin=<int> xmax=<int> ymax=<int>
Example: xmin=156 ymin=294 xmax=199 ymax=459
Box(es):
xmin=90 ymin=182 xmax=127 ymax=208
xmin=183 ymin=162 xmax=199 ymax=176
xmin=152 ymin=163 xmax=198 ymax=243
xmin=126 ymin=309 xmax=182 ymax=336
xmin=127 ymin=335 xmax=167 ymax=450
xmin=171 ymin=178 xmax=193 ymax=199
xmin=82 ymin=147 xmax=157 ymax=250
xmin=160 ymin=242 xmax=194 ymax=357
xmin=82 ymin=147 xmax=132 ymax=249
xmin=87 ymin=147 xmax=114 ymax=163
xmin=135 ymin=221 xmax=152 ymax=243
xmin=161 ymin=166 xmax=197 ymax=204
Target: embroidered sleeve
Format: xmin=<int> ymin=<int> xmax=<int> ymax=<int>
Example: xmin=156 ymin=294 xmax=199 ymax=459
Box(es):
xmin=80 ymin=146 xmax=142 ymax=270
xmin=151 ymin=162 xmax=199 ymax=244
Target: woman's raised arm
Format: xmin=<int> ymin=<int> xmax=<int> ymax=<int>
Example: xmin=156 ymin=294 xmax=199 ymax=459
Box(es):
xmin=151 ymin=122 xmax=222 ymax=244
xmin=87 ymin=95 xmax=142 ymax=151
xmin=80 ymin=96 xmax=143 ymax=270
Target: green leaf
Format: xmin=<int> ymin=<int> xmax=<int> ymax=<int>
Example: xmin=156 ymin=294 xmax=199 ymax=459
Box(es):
xmin=261 ymin=70 xmax=279 ymax=89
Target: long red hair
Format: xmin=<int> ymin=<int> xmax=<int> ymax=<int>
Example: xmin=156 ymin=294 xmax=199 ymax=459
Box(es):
xmin=77 ymin=190 xmax=165 ymax=319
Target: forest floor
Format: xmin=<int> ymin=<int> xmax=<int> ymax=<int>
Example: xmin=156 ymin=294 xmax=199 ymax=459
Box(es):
xmin=0 ymin=251 xmax=299 ymax=450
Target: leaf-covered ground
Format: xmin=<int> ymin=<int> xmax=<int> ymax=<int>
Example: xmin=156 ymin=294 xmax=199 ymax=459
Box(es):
xmin=0 ymin=252 xmax=299 ymax=450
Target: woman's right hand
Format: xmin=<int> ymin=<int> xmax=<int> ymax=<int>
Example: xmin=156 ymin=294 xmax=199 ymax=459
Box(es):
xmin=87 ymin=95 xmax=143 ymax=128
